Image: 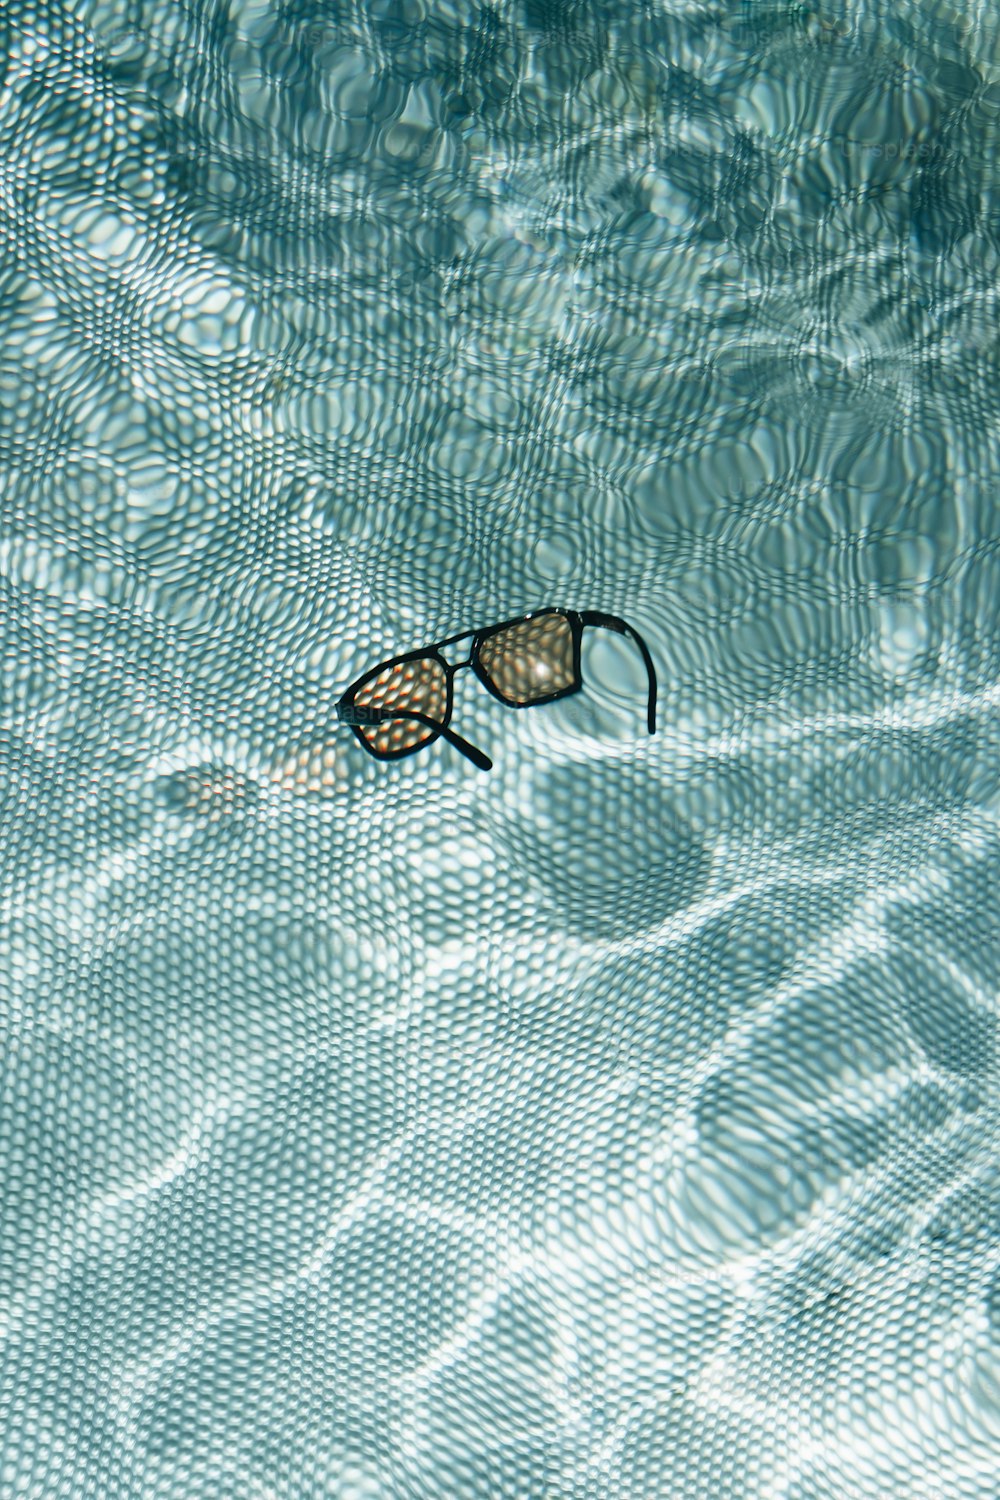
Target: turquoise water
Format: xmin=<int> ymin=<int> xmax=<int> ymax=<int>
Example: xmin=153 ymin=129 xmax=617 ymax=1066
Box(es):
xmin=2 ymin=0 xmax=999 ymax=1495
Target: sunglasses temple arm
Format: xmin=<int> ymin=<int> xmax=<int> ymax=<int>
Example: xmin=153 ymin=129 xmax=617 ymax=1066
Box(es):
xmin=372 ymin=708 xmax=493 ymax=771
xmin=579 ymin=612 xmax=658 ymax=734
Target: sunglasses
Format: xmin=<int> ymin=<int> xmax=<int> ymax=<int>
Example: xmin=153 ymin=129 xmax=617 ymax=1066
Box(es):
xmin=336 ymin=608 xmax=657 ymax=772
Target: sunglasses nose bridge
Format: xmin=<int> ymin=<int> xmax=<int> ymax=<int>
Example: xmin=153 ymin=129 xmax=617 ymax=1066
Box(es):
xmin=436 ymin=640 xmax=475 ymax=671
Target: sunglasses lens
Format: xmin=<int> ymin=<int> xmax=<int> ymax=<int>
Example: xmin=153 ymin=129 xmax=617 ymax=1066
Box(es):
xmin=477 ymin=613 xmax=576 ymax=705
xmin=350 ymin=657 xmax=448 ymax=756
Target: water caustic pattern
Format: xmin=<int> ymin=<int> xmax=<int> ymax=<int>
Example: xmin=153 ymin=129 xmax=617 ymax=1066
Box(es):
xmin=1 ymin=0 xmax=999 ymax=1494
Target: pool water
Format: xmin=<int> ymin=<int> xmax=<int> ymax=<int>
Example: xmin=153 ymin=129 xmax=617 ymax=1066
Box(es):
xmin=1 ymin=1 xmax=998 ymax=1495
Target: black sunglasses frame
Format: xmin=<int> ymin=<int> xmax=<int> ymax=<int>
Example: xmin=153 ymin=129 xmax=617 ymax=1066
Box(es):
xmin=336 ymin=608 xmax=657 ymax=771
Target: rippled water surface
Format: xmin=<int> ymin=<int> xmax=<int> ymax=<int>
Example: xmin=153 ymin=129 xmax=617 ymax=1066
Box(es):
xmin=2 ymin=1 xmax=999 ymax=1495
